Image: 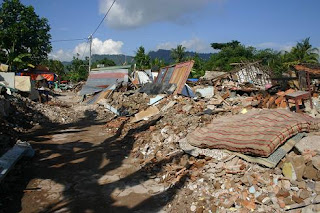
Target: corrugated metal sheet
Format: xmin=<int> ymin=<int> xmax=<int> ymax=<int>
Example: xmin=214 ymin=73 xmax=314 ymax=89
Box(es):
xmin=80 ymin=66 xmax=129 ymax=95
xmin=154 ymin=61 xmax=194 ymax=94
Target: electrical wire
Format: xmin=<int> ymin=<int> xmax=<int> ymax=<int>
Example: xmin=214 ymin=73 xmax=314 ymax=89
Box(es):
xmin=91 ymin=0 xmax=116 ymax=36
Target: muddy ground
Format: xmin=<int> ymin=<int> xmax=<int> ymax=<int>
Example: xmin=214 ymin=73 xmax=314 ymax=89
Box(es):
xmin=0 ymin=92 xmax=186 ymax=213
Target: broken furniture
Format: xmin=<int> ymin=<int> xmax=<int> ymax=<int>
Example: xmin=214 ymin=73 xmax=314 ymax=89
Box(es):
xmin=285 ymin=90 xmax=313 ymax=113
xmin=0 ymin=141 xmax=34 ymax=182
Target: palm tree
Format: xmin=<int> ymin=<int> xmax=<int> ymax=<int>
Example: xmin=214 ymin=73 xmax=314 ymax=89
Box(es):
xmin=151 ymin=57 xmax=165 ymax=69
xmin=290 ymin=37 xmax=319 ymax=63
xmin=134 ymin=46 xmax=151 ymax=70
xmin=171 ymin=45 xmax=186 ymax=63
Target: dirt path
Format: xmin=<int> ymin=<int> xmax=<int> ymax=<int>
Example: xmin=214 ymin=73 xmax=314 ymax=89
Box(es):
xmin=3 ymin=93 xmax=177 ymax=213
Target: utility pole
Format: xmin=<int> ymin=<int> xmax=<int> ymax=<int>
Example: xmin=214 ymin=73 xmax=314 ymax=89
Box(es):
xmin=88 ymin=34 xmax=93 ymax=72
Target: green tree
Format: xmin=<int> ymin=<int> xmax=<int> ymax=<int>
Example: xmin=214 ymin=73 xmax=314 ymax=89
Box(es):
xmin=66 ymin=55 xmax=89 ymax=82
xmin=190 ymin=53 xmax=205 ymax=78
xmin=42 ymin=59 xmax=65 ymax=77
xmin=205 ymin=42 xmax=256 ymax=71
xmin=211 ymin=40 xmax=240 ymax=50
xmin=150 ymin=57 xmax=165 ymax=70
xmin=0 ymin=0 xmax=52 ymax=70
xmin=91 ymin=58 xmax=116 ymax=69
xmin=289 ymin=37 xmax=319 ymax=64
xmin=171 ymin=45 xmax=186 ymax=63
xmin=134 ymin=46 xmax=151 ymax=70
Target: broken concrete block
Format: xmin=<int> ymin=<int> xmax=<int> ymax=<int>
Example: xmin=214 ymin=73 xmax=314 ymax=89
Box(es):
xmin=315 ymin=182 xmax=320 ymax=192
xmin=194 ymin=86 xmax=214 ymax=98
xmin=277 ymin=189 xmax=290 ymax=198
xmin=303 ymin=165 xmax=319 ymax=180
xmin=131 ymin=106 xmax=160 ymax=123
xmin=295 ymin=136 xmax=320 ymax=153
xmin=283 ymin=162 xmax=297 ymax=181
xmin=292 ymin=195 xmax=304 ymax=204
xmin=299 ymin=189 xmax=311 ymax=200
xmin=161 ymin=100 xmax=177 ymax=112
xmin=182 ymin=105 xmax=193 ymax=112
xmin=312 ymin=156 xmax=320 ymax=170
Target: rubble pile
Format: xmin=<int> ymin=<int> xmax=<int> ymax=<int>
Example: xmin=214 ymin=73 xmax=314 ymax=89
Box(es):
xmin=105 ymin=91 xmax=150 ymax=115
xmin=93 ymin=81 xmax=320 ymax=212
xmin=0 ymin=93 xmax=111 ymax=155
xmin=3 ymin=61 xmax=320 ymax=212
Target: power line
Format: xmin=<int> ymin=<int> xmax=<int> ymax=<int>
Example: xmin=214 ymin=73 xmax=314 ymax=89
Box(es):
xmin=91 ymin=0 xmax=116 ymax=36
xmin=51 ymin=38 xmax=87 ymax=42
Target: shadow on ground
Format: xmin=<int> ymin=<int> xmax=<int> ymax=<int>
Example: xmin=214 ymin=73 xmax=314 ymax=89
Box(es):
xmin=1 ymin=106 xmax=188 ymax=213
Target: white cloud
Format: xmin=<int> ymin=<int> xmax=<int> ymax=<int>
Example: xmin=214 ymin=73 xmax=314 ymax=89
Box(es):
xmin=156 ymin=38 xmax=212 ymax=53
xmin=156 ymin=42 xmax=177 ymax=50
xmin=255 ymin=42 xmax=294 ymax=52
xmin=74 ymin=38 xmax=123 ymax=55
xmin=49 ymin=38 xmax=124 ymax=61
xmin=99 ymin=0 xmax=214 ymax=29
xmin=49 ymin=49 xmax=74 ymax=61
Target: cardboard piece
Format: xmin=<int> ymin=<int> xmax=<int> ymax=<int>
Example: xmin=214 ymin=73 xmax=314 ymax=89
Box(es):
xmin=131 ymin=106 xmax=160 ymax=123
xmin=15 ymin=76 xmax=31 ymax=92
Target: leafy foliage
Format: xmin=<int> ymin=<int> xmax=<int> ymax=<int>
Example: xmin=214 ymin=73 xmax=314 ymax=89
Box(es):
xmin=171 ymin=45 xmax=186 ymax=63
xmin=42 ymin=59 xmax=65 ymax=79
xmin=134 ymin=46 xmax=151 ymax=70
xmin=91 ymin=58 xmax=116 ymax=69
xmin=205 ymin=43 xmax=256 ymax=71
xmin=66 ymin=55 xmax=89 ymax=82
xmin=289 ymin=37 xmax=319 ymax=64
xmin=211 ymin=40 xmax=240 ymax=50
xmin=205 ymin=38 xmax=319 ymax=76
xmin=0 ymin=0 xmax=52 ymax=70
xmin=190 ymin=54 xmax=205 ymax=78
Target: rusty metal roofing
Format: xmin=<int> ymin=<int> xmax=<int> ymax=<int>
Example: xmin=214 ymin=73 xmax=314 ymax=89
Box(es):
xmin=79 ymin=66 xmax=129 ymax=95
xmin=154 ymin=60 xmax=194 ymax=94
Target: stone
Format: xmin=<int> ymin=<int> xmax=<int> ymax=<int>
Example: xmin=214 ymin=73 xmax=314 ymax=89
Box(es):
xmin=293 ymin=163 xmax=306 ymax=182
xmin=262 ymin=197 xmax=271 ymax=205
xmin=206 ymin=105 xmax=216 ymax=110
xmin=283 ymin=197 xmax=296 ymax=205
xmin=304 ymin=165 xmax=318 ymax=180
xmin=281 ymin=180 xmax=291 ymax=191
xmin=299 ymin=189 xmax=311 ymax=200
xmin=190 ymin=205 xmax=197 ymax=212
xmin=277 ymin=189 xmax=290 ymax=198
xmin=292 ymin=195 xmax=304 ymax=204
xmin=315 ymin=182 xmax=320 ymax=192
xmin=283 ymin=162 xmax=297 ymax=181
xmin=312 ymin=156 xmax=320 ymax=170
xmin=295 ymin=136 xmax=320 ymax=153
xmin=249 ymin=186 xmax=256 ymax=194
xmin=286 ymin=155 xmax=306 ymax=181
xmin=297 ymin=181 xmax=307 ymax=189
xmin=278 ymin=198 xmax=286 ymax=208
xmin=306 ymin=181 xmax=315 ymax=191
xmin=182 ymin=105 xmax=193 ymax=112
xmin=241 ymin=199 xmax=255 ymax=211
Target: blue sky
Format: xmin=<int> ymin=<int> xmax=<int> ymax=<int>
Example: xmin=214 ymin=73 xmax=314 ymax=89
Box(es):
xmin=17 ymin=0 xmax=320 ymax=61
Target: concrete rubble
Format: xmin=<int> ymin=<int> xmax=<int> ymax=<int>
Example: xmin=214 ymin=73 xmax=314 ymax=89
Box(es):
xmin=2 ymin=63 xmax=320 ymax=212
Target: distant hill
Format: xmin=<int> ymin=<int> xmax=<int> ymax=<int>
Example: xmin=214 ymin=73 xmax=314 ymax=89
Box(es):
xmin=92 ymin=54 xmax=134 ymax=65
xmin=61 ymin=50 xmax=214 ymax=66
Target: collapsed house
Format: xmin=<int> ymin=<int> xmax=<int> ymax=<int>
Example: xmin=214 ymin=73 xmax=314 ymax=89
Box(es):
xmin=79 ymin=65 xmax=131 ymax=96
xmin=3 ymin=59 xmax=320 ymax=212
